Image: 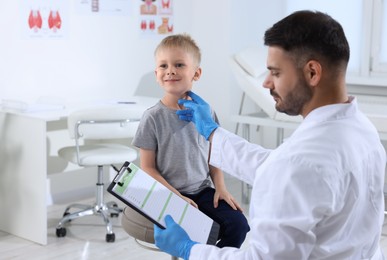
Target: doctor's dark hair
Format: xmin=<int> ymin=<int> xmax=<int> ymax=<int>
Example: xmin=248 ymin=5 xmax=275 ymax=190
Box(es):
xmin=154 ymin=33 xmax=201 ymax=66
xmin=264 ymin=10 xmax=350 ymax=69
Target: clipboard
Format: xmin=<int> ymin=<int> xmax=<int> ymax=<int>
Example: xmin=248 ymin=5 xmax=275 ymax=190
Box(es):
xmin=107 ymin=161 xmax=220 ymax=245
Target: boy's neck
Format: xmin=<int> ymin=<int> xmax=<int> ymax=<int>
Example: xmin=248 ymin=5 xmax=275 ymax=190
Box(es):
xmin=161 ymin=94 xmax=188 ymax=110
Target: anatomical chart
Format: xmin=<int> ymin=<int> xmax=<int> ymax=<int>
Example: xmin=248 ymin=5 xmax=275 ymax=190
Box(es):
xmin=23 ymin=0 xmax=68 ymax=39
xmin=139 ymin=0 xmax=174 ymax=37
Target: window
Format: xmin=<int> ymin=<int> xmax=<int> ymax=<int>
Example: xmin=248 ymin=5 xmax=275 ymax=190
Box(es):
xmin=285 ymin=0 xmax=387 ymax=82
xmin=371 ymin=0 xmax=387 ymax=75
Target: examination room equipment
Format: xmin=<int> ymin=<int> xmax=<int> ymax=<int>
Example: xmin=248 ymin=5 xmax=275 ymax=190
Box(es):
xmin=55 ymin=106 xmax=142 ymax=242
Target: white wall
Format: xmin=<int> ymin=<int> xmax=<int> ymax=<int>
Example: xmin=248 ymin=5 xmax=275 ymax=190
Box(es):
xmin=0 ymin=0 xmax=285 ymax=132
xmin=0 ymin=2 xmax=164 ymax=102
xmin=4 ymin=1 xmax=384 ymax=135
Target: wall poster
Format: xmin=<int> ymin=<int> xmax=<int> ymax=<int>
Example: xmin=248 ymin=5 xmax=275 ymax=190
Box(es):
xmin=22 ymin=0 xmax=69 ymax=39
xmin=138 ymin=0 xmax=174 ymax=37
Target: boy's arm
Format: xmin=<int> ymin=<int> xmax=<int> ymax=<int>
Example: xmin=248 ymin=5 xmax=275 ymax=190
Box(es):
xmin=209 ymin=165 xmax=243 ymax=212
xmin=139 ymin=148 xmax=198 ymax=208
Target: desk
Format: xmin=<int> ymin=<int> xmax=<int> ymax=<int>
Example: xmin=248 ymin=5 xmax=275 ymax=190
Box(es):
xmin=0 ymin=96 xmax=159 ymax=245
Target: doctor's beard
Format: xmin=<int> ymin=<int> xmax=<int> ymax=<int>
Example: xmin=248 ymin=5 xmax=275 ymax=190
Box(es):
xmin=273 ymin=77 xmax=313 ymax=116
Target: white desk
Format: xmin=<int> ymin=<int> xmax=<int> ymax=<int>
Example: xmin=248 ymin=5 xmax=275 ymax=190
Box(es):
xmin=0 ymin=96 xmax=158 ymax=245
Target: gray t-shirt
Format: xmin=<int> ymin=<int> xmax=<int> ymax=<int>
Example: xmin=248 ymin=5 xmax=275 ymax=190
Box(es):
xmin=132 ymin=101 xmax=217 ymax=194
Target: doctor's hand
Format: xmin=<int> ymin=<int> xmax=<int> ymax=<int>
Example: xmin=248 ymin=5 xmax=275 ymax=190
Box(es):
xmin=154 ymin=215 xmax=198 ymax=260
xmin=176 ymin=91 xmax=218 ymax=140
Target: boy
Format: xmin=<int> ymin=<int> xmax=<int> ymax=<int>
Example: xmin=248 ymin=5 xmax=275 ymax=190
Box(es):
xmin=132 ymin=33 xmax=250 ymax=248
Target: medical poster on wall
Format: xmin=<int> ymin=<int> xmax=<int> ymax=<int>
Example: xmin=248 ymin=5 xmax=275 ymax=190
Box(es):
xmin=22 ymin=0 xmax=69 ymax=39
xmin=139 ymin=0 xmax=174 ymax=37
xmin=75 ymin=0 xmax=131 ymax=16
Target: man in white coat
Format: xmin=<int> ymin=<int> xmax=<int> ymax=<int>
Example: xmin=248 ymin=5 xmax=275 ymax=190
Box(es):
xmin=154 ymin=10 xmax=387 ymax=260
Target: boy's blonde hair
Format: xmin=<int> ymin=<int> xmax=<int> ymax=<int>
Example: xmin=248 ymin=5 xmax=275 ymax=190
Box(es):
xmin=154 ymin=33 xmax=201 ymax=66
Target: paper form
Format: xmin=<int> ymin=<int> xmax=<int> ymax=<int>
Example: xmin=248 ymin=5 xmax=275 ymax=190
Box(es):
xmin=110 ymin=163 xmax=217 ymax=244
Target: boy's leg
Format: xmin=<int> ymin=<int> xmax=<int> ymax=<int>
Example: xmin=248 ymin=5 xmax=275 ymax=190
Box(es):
xmin=184 ymin=187 xmax=250 ymax=248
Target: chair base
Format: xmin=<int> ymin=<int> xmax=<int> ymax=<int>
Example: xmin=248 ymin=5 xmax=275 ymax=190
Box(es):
xmin=56 ymin=200 xmax=122 ymax=242
xmin=56 ymin=165 xmax=122 ymax=242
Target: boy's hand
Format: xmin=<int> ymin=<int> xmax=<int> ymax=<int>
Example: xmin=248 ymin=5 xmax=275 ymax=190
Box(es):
xmin=180 ymin=195 xmax=198 ymax=208
xmin=214 ymin=188 xmax=243 ymax=212
xmin=176 ymin=91 xmax=218 ymax=140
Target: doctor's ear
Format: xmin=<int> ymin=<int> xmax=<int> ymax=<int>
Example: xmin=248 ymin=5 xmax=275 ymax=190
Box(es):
xmin=304 ymin=60 xmax=321 ymax=87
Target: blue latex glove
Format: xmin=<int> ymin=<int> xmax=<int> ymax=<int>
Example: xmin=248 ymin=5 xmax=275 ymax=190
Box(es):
xmin=154 ymin=215 xmax=198 ymax=260
xmin=176 ymin=91 xmax=218 ymax=140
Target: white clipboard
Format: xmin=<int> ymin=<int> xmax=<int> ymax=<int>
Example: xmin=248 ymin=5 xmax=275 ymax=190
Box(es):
xmin=107 ymin=161 xmax=220 ymax=245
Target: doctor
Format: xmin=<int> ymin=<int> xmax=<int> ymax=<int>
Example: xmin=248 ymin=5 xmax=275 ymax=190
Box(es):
xmin=154 ymin=10 xmax=387 ymax=260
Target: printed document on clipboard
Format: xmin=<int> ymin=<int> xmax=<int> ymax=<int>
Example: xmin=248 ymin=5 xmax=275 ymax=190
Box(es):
xmin=107 ymin=161 xmax=220 ymax=245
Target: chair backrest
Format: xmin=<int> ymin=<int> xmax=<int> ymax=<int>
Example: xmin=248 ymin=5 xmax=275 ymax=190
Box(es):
xmin=67 ymin=106 xmax=143 ymax=140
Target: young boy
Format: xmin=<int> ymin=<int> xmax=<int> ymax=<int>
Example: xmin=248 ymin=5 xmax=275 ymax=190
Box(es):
xmin=132 ymin=34 xmax=250 ymax=248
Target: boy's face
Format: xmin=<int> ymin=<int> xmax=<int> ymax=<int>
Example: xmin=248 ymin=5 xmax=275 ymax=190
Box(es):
xmin=155 ymin=46 xmax=201 ymax=97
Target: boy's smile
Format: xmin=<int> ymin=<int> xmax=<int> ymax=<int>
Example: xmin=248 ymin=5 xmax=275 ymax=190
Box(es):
xmin=155 ymin=46 xmax=201 ymax=97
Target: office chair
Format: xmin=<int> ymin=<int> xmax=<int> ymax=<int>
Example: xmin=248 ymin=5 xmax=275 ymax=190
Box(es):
xmin=121 ymin=206 xmax=178 ymax=260
xmin=55 ymin=105 xmax=142 ymax=242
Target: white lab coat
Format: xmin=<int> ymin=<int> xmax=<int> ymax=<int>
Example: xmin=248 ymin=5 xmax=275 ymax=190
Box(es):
xmin=190 ymin=98 xmax=386 ymax=260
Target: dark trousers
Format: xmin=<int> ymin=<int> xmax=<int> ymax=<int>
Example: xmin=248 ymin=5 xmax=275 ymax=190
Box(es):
xmin=183 ymin=187 xmax=250 ymax=248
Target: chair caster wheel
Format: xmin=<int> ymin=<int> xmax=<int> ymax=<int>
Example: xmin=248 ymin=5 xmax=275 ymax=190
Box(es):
xmin=56 ymin=227 xmax=67 ymax=237
xmin=63 ymin=212 xmax=72 ymax=222
xmin=106 ymin=233 xmax=115 ymax=242
xmin=110 ymin=203 xmax=121 ymax=217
